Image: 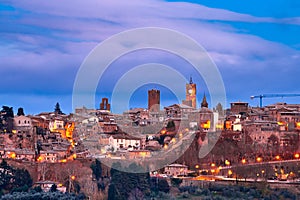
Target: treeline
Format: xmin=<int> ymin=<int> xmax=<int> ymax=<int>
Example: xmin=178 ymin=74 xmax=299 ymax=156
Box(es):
xmin=0 ymin=160 xmax=32 ymax=195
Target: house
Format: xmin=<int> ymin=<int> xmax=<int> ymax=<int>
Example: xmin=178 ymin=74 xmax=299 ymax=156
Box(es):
xmin=164 ymin=104 xmax=195 ymax=119
xmin=164 ymin=163 xmax=188 ymax=177
xmin=13 ymin=115 xmax=33 ymax=136
xmin=37 ymin=151 xmax=58 ymax=163
xmin=15 ymin=150 xmax=35 ymax=161
xmin=49 ymin=118 xmax=64 ymax=132
xmin=109 ymin=133 xmax=141 ymax=151
xmin=128 ymin=150 xmax=151 ymax=159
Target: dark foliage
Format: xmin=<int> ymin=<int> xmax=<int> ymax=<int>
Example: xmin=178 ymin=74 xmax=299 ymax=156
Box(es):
xmin=170 ymin=178 xmax=183 ymax=188
xmin=150 ymin=177 xmax=170 ymax=193
xmin=108 ymin=162 xmax=150 ymax=200
xmin=1 ymin=191 xmax=86 ymax=200
xmin=50 ymin=184 xmax=57 ymax=192
xmin=0 ymin=106 xmax=14 ymax=133
xmin=0 ymin=160 xmax=33 ymax=195
xmin=90 ymin=159 xmax=102 ymax=181
xmin=17 ymin=108 xmax=25 ymax=116
xmin=54 ymin=102 xmax=63 ymax=115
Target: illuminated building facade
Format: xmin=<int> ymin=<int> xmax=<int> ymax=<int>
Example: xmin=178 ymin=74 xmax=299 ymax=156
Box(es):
xmin=185 ymin=77 xmax=197 ymax=108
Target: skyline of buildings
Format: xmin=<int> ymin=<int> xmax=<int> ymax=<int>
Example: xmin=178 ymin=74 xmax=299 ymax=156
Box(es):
xmin=1 ymin=1 xmax=300 ymax=199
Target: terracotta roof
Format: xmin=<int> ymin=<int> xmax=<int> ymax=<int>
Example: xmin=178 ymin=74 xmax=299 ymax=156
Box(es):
xmin=110 ymin=133 xmax=141 ymax=140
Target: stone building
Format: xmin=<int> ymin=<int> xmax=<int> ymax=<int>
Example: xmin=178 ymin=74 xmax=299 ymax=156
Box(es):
xmin=148 ymin=89 xmax=160 ymax=112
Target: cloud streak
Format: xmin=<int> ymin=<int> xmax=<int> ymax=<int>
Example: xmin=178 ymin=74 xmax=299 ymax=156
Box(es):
xmin=1 ymin=0 xmax=300 ymax=113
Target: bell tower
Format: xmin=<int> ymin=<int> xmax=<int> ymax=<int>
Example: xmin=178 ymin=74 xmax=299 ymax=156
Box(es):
xmin=185 ymin=76 xmax=197 ymax=108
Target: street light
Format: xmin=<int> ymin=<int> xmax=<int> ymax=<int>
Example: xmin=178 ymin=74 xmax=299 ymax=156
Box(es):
xmin=241 ymin=159 xmax=246 ymax=164
xmin=294 ymin=153 xmax=299 ymax=159
xmin=225 ymin=160 xmax=230 ymax=166
xmin=275 ymin=155 xmax=280 ymax=160
xmin=256 ymin=157 xmax=262 ymax=162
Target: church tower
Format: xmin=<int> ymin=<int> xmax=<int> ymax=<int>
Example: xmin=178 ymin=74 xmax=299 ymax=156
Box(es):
xmin=201 ymin=93 xmax=208 ymax=108
xmin=185 ymin=76 xmax=197 ymax=108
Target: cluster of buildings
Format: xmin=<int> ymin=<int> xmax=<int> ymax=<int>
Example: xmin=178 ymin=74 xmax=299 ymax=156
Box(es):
xmin=224 ymin=101 xmax=300 ymax=154
xmin=0 ymin=76 xmax=299 ymax=180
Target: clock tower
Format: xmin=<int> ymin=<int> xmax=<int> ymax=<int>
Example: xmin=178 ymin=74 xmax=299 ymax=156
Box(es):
xmin=185 ymin=76 xmax=197 ymax=108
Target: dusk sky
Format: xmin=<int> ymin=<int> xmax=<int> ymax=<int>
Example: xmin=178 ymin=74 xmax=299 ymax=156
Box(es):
xmin=1 ymin=0 xmax=300 ymax=114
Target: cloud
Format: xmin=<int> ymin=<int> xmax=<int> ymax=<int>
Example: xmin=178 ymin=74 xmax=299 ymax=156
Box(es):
xmin=1 ymin=0 xmax=300 ymax=112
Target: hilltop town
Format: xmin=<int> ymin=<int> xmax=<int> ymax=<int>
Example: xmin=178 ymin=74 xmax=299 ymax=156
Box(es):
xmin=0 ymin=78 xmax=299 ymax=199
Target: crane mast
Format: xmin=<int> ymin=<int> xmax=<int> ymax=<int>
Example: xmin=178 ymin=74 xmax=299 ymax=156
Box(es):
xmin=250 ymin=94 xmax=300 ymax=107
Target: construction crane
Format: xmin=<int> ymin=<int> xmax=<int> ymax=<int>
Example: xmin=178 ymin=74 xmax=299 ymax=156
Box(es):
xmin=250 ymin=94 xmax=300 ymax=108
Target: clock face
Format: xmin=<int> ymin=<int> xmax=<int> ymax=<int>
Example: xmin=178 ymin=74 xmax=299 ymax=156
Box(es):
xmin=188 ymin=89 xmax=193 ymax=94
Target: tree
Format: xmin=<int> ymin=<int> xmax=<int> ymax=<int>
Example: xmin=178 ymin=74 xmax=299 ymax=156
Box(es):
xmin=50 ymin=184 xmax=57 ymax=192
xmin=0 ymin=160 xmax=33 ymax=194
xmin=166 ymin=120 xmax=175 ymax=130
xmin=150 ymin=177 xmax=170 ymax=193
xmin=0 ymin=160 xmax=14 ymax=192
xmin=0 ymin=106 xmax=14 ymax=132
xmin=1 ymin=106 xmax=14 ymax=119
xmin=13 ymin=168 xmax=33 ymax=190
xmin=170 ymin=178 xmax=182 ymax=188
xmin=54 ymin=102 xmax=63 ymax=115
xmin=90 ymin=159 xmax=102 ymax=181
xmin=128 ymin=188 xmax=144 ymax=200
xmin=17 ymin=108 xmax=25 ymax=116
xmin=108 ymin=162 xmax=150 ymax=200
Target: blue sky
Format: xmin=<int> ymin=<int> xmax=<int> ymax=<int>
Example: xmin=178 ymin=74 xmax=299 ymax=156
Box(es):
xmin=1 ymin=0 xmax=300 ymax=114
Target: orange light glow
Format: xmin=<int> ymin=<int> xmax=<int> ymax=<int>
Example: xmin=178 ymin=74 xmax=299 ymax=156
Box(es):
xmin=10 ymin=152 xmax=16 ymax=159
xmin=195 ymin=165 xmax=199 ymax=169
xmin=72 ymin=154 xmax=77 ymax=159
xmin=171 ymin=138 xmax=176 ymax=143
xmin=139 ymin=152 xmax=147 ymax=157
xmin=161 ymin=130 xmax=166 ymax=134
xmin=201 ymin=120 xmax=211 ymax=129
xmin=277 ymin=121 xmax=284 ymax=126
xmin=225 ymin=160 xmax=230 ymax=166
xmin=275 ymin=155 xmax=280 ymax=160
xmin=71 ymin=175 xmax=76 ymax=180
xmin=256 ymin=157 xmax=262 ymax=162
xmin=294 ymin=153 xmax=300 ymax=159
xmin=228 ymin=170 xmax=233 ymax=175
xmin=211 ymin=163 xmax=216 ymax=167
xmin=65 ymin=122 xmax=74 ymax=139
xmin=164 ymin=144 xmax=168 ymax=149
xmin=216 ymin=124 xmax=223 ymax=130
xmin=225 ymin=121 xmax=232 ymax=130
xmin=37 ymin=156 xmax=43 ymax=162
xmin=241 ymin=159 xmax=246 ymax=164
